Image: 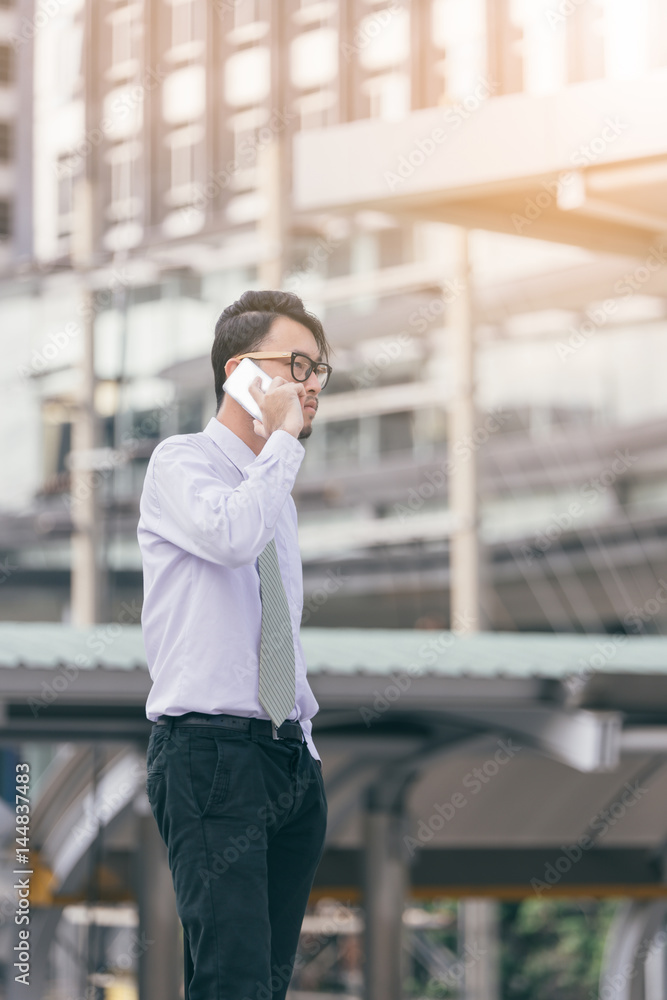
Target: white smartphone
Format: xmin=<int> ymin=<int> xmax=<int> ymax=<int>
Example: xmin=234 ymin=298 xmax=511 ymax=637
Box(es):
xmin=222 ymin=357 xmax=273 ymax=421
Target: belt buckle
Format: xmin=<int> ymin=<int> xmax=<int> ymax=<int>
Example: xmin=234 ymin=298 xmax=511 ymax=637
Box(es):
xmin=272 ymin=722 xmax=280 ymax=741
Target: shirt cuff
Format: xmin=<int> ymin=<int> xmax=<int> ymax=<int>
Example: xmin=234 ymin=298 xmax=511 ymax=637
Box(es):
xmin=264 ymin=428 xmax=305 ymax=464
xmin=244 ymin=428 xmax=306 ymax=528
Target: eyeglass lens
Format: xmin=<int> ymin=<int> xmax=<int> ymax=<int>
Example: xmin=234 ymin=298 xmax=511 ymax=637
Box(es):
xmin=291 ymin=355 xmax=330 ymax=388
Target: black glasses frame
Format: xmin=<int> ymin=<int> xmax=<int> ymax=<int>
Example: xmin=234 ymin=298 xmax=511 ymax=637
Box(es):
xmin=288 ymin=351 xmax=332 ymax=388
xmin=232 ymin=351 xmax=332 ymax=389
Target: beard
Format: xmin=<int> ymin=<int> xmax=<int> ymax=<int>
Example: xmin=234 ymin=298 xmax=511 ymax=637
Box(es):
xmin=298 ymin=423 xmax=313 ymax=440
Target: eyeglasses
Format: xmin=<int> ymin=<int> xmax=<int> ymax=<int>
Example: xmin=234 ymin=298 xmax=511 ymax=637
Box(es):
xmin=232 ymin=351 xmax=332 ymax=389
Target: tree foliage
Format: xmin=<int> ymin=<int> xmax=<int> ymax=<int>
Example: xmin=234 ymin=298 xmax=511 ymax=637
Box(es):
xmin=501 ymin=898 xmax=619 ymax=1000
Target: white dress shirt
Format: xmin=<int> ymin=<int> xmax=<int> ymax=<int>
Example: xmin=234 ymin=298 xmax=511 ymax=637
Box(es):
xmin=137 ymin=416 xmax=321 ymax=761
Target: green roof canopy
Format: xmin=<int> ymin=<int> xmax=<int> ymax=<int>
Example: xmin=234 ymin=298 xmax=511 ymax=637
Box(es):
xmin=0 ymin=623 xmax=664 ymax=676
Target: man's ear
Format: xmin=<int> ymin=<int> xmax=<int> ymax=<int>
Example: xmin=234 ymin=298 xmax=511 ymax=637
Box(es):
xmin=224 ymin=357 xmax=240 ymax=379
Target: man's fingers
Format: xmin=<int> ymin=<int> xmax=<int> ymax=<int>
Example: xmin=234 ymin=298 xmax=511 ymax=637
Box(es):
xmin=247 ymin=376 xmax=263 ymax=401
xmin=245 ymin=376 xmax=306 ymax=439
xmin=266 ymin=379 xmax=303 ymax=398
xmin=265 ymin=375 xmax=288 ymax=391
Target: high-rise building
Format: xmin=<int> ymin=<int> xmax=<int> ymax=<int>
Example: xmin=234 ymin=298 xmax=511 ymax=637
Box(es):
xmin=2 ymin=0 xmax=667 ymax=636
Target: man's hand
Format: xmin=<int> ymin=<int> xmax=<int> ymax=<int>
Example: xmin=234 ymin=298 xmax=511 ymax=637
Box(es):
xmin=248 ymin=375 xmax=305 ymax=440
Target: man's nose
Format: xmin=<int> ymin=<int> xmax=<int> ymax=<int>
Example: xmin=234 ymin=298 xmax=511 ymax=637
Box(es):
xmin=304 ymin=369 xmax=322 ymax=394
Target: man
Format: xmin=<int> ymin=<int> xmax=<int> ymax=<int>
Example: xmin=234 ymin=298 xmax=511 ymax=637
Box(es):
xmin=138 ymin=289 xmax=331 ymax=1000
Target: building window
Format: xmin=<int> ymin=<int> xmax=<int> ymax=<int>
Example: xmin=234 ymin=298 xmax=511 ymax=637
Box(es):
xmin=224 ymin=46 xmax=271 ymax=107
xmin=226 ymin=107 xmax=268 ymax=189
xmin=234 ymin=0 xmax=260 ymax=29
xmin=178 ymin=395 xmax=204 ymax=434
xmin=232 ymin=122 xmax=261 ymax=173
xmin=0 ymin=122 xmax=11 ymax=161
xmin=379 ymin=411 xmax=413 ymax=455
xmin=56 ymin=158 xmax=74 ymax=237
xmin=108 ymin=4 xmax=142 ymax=75
xmin=111 ymin=149 xmax=132 ymax=204
xmin=162 ymin=64 xmax=206 ymax=123
xmin=132 ymin=409 xmax=162 ymax=440
xmin=362 ymin=72 xmax=410 ymax=122
xmin=432 ymin=0 xmax=488 ymax=100
xmin=603 ymin=0 xmax=650 ymax=80
xmin=294 ymin=88 xmax=337 ymax=130
xmin=0 ymin=45 xmax=13 ymax=85
xmin=58 ymin=172 xmax=72 ymax=216
xmin=56 ymin=422 xmax=72 ymax=475
xmin=172 ymin=0 xmax=195 ymax=48
xmin=110 ymin=8 xmax=133 ymax=66
xmin=166 ymin=0 xmax=204 ymax=62
xmin=54 ymin=21 xmax=83 ymax=102
xmin=106 ymin=141 xmax=141 ymax=221
xmin=290 ymin=28 xmax=338 ymax=90
xmin=509 ymin=0 xmax=567 ymax=95
xmin=165 ymin=124 xmax=204 ymax=206
xmin=42 ymin=416 xmax=72 ymax=485
xmin=325 ymin=419 xmax=360 ymax=466
xmin=172 ymin=141 xmax=194 ymax=188
xmin=358 ymin=5 xmax=410 ymax=70
xmin=566 ymin=1 xmax=605 ymax=83
xmin=0 ymin=200 xmax=11 ymax=237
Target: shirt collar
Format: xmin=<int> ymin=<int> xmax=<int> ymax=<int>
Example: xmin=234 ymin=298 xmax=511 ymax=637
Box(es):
xmin=203 ymin=417 xmax=258 ymax=475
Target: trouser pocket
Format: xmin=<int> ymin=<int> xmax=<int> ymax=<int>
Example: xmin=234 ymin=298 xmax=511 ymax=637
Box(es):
xmin=188 ymin=732 xmax=232 ymax=818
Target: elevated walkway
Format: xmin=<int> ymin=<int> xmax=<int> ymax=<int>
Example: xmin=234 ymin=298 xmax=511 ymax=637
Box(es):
xmin=2 ymin=623 xmax=667 ymax=998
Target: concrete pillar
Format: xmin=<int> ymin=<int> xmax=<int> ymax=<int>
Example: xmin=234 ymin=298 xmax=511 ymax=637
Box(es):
xmin=599 ymin=900 xmax=667 ymax=1000
xmin=363 ymin=803 xmax=408 ymax=1000
xmin=644 ymin=931 xmax=666 ymax=1000
xmin=257 ymin=137 xmax=285 ymax=290
xmin=70 ymin=0 xmax=103 ymax=625
xmin=69 ymin=281 xmax=102 ymax=626
xmin=447 ymin=227 xmax=480 ymax=633
xmin=459 ymin=898 xmax=500 ymax=1000
xmin=258 ymin=0 xmax=287 ymax=290
xmin=14 ymin=0 xmax=35 ymax=263
xmin=136 ymin=810 xmax=182 ymax=1000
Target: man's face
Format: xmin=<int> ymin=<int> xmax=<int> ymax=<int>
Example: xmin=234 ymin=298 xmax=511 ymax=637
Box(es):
xmin=239 ymin=316 xmax=324 ymax=441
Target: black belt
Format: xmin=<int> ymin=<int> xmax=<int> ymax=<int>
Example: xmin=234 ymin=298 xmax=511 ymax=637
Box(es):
xmin=156 ymin=712 xmax=304 ymax=742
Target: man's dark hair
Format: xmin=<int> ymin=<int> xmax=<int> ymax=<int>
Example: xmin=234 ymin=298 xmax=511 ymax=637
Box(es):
xmin=211 ymin=289 xmax=331 ymax=411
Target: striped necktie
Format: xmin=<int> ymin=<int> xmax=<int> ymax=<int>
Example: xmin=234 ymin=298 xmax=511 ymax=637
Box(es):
xmin=257 ymin=538 xmax=296 ymax=728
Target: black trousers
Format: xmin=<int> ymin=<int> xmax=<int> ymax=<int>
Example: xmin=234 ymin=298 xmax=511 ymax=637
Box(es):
xmin=146 ymin=718 xmax=328 ymax=1000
